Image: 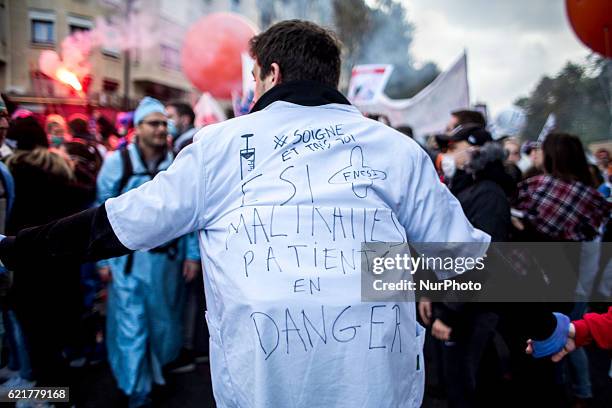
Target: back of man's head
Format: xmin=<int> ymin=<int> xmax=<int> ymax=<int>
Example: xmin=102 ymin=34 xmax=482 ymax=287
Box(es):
xmin=67 ymin=115 xmax=92 ymax=140
xmin=167 ymin=101 xmax=195 ymax=125
xmin=451 ymin=110 xmax=486 ymax=128
xmin=249 ymin=20 xmax=342 ymax=88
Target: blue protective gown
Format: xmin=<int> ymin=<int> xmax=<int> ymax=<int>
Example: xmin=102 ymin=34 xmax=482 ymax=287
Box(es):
xmin=96 ymin=142 xmax=200 ymax=396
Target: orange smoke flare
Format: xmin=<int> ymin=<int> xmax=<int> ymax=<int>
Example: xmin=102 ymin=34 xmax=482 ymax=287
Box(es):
xmin=56 ymin=67 xmax=83 ymax=92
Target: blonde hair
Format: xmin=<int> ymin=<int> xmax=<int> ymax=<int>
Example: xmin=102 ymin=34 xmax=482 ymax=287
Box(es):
xmin=503 ymin=137 xmax=521 ymax=150
xmin=45 ymin=114 xmax=66 ymax=130
xmin=7 ymin=147 xmax=75 ymax=181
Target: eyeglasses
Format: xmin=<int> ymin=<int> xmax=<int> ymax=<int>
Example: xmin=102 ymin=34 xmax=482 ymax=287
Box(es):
xmin=141 ymin=120 xmax=168 ymax=128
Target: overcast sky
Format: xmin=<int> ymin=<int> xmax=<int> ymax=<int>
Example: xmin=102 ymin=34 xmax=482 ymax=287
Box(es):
xmin=402 ymin=0 xmax=590 ymax=116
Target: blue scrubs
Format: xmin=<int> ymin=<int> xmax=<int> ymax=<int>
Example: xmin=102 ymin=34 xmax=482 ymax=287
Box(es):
xmin=96 ymin=143 xmax=199 ymax=397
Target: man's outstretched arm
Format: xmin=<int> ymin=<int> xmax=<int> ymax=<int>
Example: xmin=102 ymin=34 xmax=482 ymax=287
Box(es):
xmin=0 ymin=204 xmax=130 ymax=270
xmin=0 ymin=140 xmax=207 ymax=271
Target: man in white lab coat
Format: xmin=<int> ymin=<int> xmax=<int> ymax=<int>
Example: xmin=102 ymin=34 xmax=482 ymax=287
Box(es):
xmin=0 ymin=20 xmax=488 ymax=407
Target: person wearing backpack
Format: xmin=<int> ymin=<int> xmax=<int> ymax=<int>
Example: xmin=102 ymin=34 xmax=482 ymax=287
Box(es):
xmin=95 ymin=97 xmax=200 ymax=408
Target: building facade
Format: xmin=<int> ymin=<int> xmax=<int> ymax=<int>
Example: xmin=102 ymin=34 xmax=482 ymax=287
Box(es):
xmin=0 ymin=0 xmax=328 ymax=116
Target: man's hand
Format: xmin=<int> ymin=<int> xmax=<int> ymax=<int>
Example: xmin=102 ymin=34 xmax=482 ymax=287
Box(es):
xmin=98 ymin=266 xmax=112 ymax=283
xmin=454 ymin=147 xmax=474 ymax=170
xmin=182 ymin=260 xmax=201 ymax=283
xmin=432 ymin=318 xmax=452 ymax=341
xmin=418 ymin=297 xmax=432 ymax=326
xmin=526 ymin=323 xmax=576 ymax=362
xmin=511 ymin=217 xmax=525 ymax=231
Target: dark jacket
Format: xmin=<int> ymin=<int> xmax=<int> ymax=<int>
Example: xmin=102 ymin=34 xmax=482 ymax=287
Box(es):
xmin=433 ymin=146 xmax=571 ymax=340
xmin=5 ymin=148 xmax=93 ymax=384
xmin=450 ymin=146 xmax=515 ymax=242
xmin=433 ymin=145 xmax=516 ymax=334
xmin=454 ymin=176 xmax=511 ymax=242
xmin=6 ymin=149 xmax=92 ymax=233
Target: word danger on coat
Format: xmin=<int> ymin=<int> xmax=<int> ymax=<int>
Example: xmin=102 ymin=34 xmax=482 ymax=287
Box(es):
xmin=251 ymin=304 xmax=405 ymax=360
xmin=372 ymin=279 xmax=482 ymax=292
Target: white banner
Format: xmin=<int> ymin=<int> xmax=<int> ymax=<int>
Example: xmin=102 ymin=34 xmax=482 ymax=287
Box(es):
xmin=354 ymin=53 xmax=469 ymax=140
xmin=347 ymin=64 xmax=394 ymax=105
xmin=241 ymin=52 xmax=255 ymax=96
xmin=194 ymin=92 xmax=227 ymax=127
xmin=537 ymin=113 xmax=556 ymax=143
xmin=490 ymin=106 xmax=527 ymax=140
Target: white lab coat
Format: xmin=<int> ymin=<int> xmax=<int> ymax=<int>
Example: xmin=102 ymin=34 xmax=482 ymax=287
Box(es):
xmin=105 ymin=100 xmax=489 ymax=407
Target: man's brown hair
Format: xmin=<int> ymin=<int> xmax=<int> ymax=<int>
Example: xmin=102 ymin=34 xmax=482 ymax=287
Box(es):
xmin=249 ymin=20 xmax=342 ymax=88
xmin=451 ymin=110 xmax=486 ymax=127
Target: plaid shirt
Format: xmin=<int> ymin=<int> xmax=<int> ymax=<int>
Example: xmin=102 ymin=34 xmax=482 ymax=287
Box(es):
xmin=517 ymin=175 xmax=610 ymax=241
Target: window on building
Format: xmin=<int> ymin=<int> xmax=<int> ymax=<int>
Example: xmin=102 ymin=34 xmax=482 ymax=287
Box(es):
xmin=69 ymin=25 xmax=89 ymax=34
xmin=98 ymin=17 xmax=121 ymax=58
xmin=0 ymin=3 xmax=7 ymax=44
xmin=161 ymin=0 xmax=191 ymax=24
xmin=160 ymin=44 xmax=181 ymax=71
xmin=31 ymin=70 xmax=55 ymax=95
xmin=100 ymin=78 xmax=120 ymax=105
xmin=68 ymin=15 xmax=93 ymax=35
xmin=29 ymin=10 xmax=56 ymax=45
xmin=102 ymin=78 xmax=119 ymax=93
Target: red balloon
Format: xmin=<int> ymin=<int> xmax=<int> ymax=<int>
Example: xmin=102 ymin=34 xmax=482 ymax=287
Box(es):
xmin=566 ymin=0 xmax=612 ymax=58
xmin=181 ymin=13 xmax=257 ymax=99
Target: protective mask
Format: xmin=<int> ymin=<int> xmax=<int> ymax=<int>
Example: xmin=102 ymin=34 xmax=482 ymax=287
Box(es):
xmin=440 ymin=154 xmax=457 ymax=178
xmin=517 ymin=155 xmax=533 ymax=173
xmin=50 ymin=135 xmax=64 ymax=147
xmin=167 ymin=119 xmax=179 ymax=138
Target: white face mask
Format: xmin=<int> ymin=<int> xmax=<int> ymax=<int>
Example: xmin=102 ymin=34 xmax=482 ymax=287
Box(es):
xmin=441 ymin=154 xmax=457 ymax=178
xmin=517 ymin=155 xmax=533 ymax=173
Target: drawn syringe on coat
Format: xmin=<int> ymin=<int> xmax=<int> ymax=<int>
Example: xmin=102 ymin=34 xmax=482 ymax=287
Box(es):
xmin=240 ymin=133 xmax=255 ymax=180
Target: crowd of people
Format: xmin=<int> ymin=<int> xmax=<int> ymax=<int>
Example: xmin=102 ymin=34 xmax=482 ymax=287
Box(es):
xmin=0 ymin=94 xmax=208 ymax=407
xmin=0 ymin=19 xmax=609 ymax=408
xmin=412 ymin=109 xmax=611 ymax=408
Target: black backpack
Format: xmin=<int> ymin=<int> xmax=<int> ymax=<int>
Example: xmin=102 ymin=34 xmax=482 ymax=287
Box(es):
xmin=118 ymin=146 xmax=150 ymax=194
xmin=116 ymin=146 xmax=179 ymax=273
